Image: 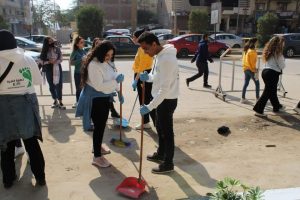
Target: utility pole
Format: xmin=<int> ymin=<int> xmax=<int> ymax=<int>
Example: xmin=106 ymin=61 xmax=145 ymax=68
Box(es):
xmin=131 ymin=0 xmax=137 ymax=32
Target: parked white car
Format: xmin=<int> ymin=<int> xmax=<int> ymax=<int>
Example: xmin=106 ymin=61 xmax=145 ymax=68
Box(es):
xmin=210 ymin=33 xmax=243 ymax=48
xmin=150 ymin=29 xmax=172 ymax=36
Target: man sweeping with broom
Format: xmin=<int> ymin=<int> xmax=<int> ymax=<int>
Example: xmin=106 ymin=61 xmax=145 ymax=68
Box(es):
xmin=138 ymin=32 xmax=179 ymax=174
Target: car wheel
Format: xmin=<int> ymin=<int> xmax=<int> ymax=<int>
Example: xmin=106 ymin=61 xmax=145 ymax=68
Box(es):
xmin=285 ymin=48 xmax=294 ymax=58
xmin=232 ymin=44 xmax=241 ymax=48
xmin=217 ymin=49 xmax=226 ymax=57
xmin=177 ymin=49 xmax=189 ymax=58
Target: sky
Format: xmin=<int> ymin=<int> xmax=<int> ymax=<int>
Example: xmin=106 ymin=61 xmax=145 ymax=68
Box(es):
xmin=55 ymin=0 xmax=74 ymax=10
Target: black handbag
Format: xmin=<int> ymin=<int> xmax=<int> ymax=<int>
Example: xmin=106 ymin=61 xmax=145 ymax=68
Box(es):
xmin=0 ymin=62 xmax=14 ymax=84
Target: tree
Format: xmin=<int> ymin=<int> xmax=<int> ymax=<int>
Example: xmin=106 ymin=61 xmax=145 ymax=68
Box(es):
xmin=137 ymin=10 xmax=157 ymax=25
xmin=77 ymin=6 xmax=103 ymax=39
xmin=188 ymin=9 xmax=209 ymax=33
xmin=0 ymin=15 xmax=9 ymax=29
xmin=256 ymin=12 xmax=279 ymax=46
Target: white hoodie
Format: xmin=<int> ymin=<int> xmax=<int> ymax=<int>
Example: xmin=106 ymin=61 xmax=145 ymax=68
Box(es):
xmin=0 ymin=48 xmax=42 ymax=95
xmin=147 ymin=44 xmax=179 ymax=111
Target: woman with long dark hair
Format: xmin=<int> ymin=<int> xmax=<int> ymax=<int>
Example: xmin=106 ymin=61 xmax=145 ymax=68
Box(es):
xmin=40 ymin=37 xmax=65 ymax=109
xmin=240 ymin=37 xmax=260 ymax=103
xmin=76 ymin=41 xmax=124 ymax=167
xmin=70 ymin=36 xmax=86 ymax=108
xmin=253 ymin=36 xmax=286 ymax=116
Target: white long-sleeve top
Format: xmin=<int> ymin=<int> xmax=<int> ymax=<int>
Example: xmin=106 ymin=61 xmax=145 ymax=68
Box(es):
xmin=86 ymin=59 xmax=119 ymax=94
xmin=264 ymin=55 xmax=285 ymax=73
xmin=146 ymin=44 xmax=179 ymax=111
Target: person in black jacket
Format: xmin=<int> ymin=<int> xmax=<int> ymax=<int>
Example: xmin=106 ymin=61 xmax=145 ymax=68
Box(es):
xmin=186 ymin=34 xmax=213 ymax=88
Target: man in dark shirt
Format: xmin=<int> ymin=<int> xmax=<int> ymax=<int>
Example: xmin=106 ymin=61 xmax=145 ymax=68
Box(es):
xmin=186 ymin=34 xmax=213 ymax=88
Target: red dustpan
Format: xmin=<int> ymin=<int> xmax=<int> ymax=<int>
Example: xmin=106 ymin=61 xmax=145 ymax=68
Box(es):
xmin=116 ymin=82 xmax=147 ymax=198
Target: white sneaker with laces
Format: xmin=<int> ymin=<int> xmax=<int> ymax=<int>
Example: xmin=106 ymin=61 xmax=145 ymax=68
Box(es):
xmin=135 ymin=123 xmax=151 ymax=130
xmin=15 ymin=147 xmax=25 ymax=158
xmin=92 ymin=156 xmax=111 ymax=168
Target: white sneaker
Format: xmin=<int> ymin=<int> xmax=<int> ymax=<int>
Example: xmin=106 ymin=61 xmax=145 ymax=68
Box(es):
xmin=92 ymin=156 xmax=111 ymax=168
xmin=240 ymin=98 xmax=247 ymax=104
xmin=15 ymin=147 xmax=25 ymax=158
xmin=255 ymin=112 xmax=267 ymax=117
xmin=135 ymin=123 xmax=151 ymax=130
xmin=293 ymin=107 xmax=300 ymax=114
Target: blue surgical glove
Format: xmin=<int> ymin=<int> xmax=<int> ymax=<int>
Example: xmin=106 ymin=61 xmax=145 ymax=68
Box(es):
xmin=132 ymin=79 xmax=138 ymax=91
xmin=140 ymin=105 xmax=150 ymax=116
xmin=118 ymin=93 xmax=124 ymax=104
xmin=139 ymin=72 xmax=149 ymax=81
xmin=116 ymin=74 xmax=124 ymax=83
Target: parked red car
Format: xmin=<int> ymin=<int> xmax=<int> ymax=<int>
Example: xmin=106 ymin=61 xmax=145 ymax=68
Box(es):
xmin=167 ymin=34 xmax=229 ymax=58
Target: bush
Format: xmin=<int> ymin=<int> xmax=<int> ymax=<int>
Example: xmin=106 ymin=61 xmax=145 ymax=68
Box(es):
xmin=208 ymin=177 xmax=264 ymax=200
xmin=77 ymin=5 xmax=103 ymax=39
xmin=256 ymin=12 xmax=279 ymax=47
xmin=0 ymin=15 xmax=9 ymax=29
xmin=188 ymin=9 xmax=209 ymax=33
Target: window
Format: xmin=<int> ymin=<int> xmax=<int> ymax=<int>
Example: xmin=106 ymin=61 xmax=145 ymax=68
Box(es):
xmin=189 ymin=0 xmax=200 ymax=6
xmin=184 ymin=36 xmax=193 ymax=42
xmin=277 ymin=3 xmax=288 ymax=11
xmin=256 ymin=3 xmax=265 ymax=11
xmin=290 ymin=35 xmax=300 ymax=41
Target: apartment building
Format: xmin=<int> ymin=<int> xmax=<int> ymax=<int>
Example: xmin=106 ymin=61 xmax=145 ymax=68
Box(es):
xmin=0 ymin=0 xmax=31 ymax=35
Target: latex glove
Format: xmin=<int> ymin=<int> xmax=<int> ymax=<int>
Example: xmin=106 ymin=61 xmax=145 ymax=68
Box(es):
xmin=118 ymin=93 xmax=124 ymax=104
xmin=139 ymin=72 xmax=149 ymax=81
xmin=132 ymin=79 xmax=138 ymax=91
xmin=115 ymin=74 xmax=124 ymax=83
xmin=140 ymin=105 xmax=150 ymax=116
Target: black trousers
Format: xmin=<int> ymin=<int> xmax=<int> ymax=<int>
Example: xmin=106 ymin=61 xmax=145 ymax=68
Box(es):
xmin=1 ymin=137 xmax=45 ymax=184
xmin=253 ymin=69 xmax=281 ymax=113
xmin=156 ymin=99 xmax=177 ymax=165
xmin=187 ymin=62 xmax=209 ymax=85
xmin=135 ymin=71 xmax=156 ymax=126
xmin=91 ymin=97 xmax=110 ymax=157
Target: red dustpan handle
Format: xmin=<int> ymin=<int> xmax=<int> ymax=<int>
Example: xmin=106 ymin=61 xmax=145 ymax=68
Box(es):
xmin=139 ymin=81 xmax=145 ymax=181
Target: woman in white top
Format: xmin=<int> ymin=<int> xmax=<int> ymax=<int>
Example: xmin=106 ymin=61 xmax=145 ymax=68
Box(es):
xmin=77 ymin=41 xmax=124 ymax=168
xmin=253 ymin=36 xmax=286 ymax=116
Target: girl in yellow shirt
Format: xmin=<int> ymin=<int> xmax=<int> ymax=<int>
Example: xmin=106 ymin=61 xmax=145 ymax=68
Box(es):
xmin=132 ymin=30 xmax=156 ymax=129
xmin=241 ymin=38 xmax=260 ymax=103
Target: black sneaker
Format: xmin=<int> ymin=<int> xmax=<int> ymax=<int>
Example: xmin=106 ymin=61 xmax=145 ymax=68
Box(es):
xmin=36 ymin=178 xmax=46 ymax=186
xmin=186 ymin=79 xmax=190 ymax=87
xmin=152 ymin=163 xmax=174 ymax=174
xmin=3 ymin=175 xmax=17 ymax=189
xmin=147 ymin=152 xmax=164 ymax=164
xmin=58 ymin=102 xmax=66 ymax=110
xmin=111 ymin=111 xmax=120 ymax=118
xmin=203 ymin=84 xmax=212 ymax=88
xmin=51 ymin=100 xmax=58 ymax=108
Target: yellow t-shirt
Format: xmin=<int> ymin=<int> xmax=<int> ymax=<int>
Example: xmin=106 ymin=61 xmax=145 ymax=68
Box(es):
xmin=242 ymin=49 xmax=257 ymax=72
xmin=132 ymin=47 xmax=153 ymax=73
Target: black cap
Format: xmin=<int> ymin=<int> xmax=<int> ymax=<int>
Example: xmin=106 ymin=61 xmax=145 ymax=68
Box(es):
xmin=0 ymin=30 xmax=17 ymax=51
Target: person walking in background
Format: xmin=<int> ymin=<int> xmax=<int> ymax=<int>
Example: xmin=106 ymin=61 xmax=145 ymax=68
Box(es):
xmin=90 ymin=37 xmax=120 ymax=118
xmin=139 ymin=32 xmax=179 ymax=174
xmin=253 ymin=36 xmax=286 ymax=117
xmin=76 ymin=41 xmax=124 ymax=168
xmin=70 ymin=36 xmax=86 ymax=108
xmin=40 ymin=36 xmax=66 ymax=109
xmin=186 ymin=34 xmax=213 ymax=88
xmin=132 ymin=29 xmax=156 ymax=130
xmin=240 ymin=38 xmax=260 ymax=103
xmin=0 ymin=30 xmax=46 ymax=188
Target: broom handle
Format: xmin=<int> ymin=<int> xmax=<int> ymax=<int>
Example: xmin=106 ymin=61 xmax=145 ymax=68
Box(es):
xmin=119 ymin=82 xmax=122 ymax=141
xmin=139 ymin=81 xmax=145 ymax=181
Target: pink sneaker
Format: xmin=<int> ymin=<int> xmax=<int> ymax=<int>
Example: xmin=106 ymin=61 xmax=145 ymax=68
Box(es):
xmin=92 ymin=156 xmax=111 ymax=168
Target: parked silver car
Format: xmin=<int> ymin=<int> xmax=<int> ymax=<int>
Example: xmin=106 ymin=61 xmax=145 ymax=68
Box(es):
xmin=210 ymin=33 xmax=243 ymax=48
xmin=15 ymin=37 xmax=42 ymax=52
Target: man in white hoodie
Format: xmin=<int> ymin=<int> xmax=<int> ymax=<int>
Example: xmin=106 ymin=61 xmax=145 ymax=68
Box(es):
xmin=139 ymin=32 xmax=179 ymax=174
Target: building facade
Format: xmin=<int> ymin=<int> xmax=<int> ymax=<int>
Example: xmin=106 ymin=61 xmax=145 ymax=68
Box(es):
xmin=0 ymin=0 xmax=32 ymax=35
xmin=157 ymin=0 xmax=300 ymax=34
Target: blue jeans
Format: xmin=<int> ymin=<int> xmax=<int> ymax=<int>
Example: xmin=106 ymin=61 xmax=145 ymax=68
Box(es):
xmin=74 ymin=72 xmax=81 ymax=102
xmin=242 ymin=70 xmax=260 ymax=99
xmin=45 ymin=64 xmax=63 ymax=100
